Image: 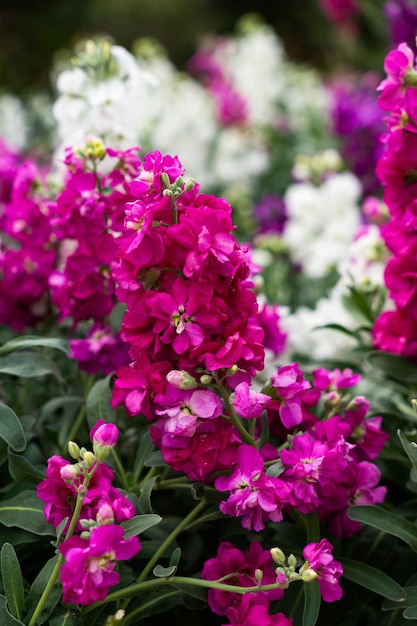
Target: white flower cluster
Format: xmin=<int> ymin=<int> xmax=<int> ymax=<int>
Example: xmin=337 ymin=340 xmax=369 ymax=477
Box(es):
xmin=282 ymin=172 xmax=362 ymax=278
xmin=281 ymin=223 xmax=390 ymax=361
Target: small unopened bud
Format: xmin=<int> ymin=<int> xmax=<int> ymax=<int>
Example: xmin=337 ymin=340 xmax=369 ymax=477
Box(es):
xmin=162 ymin=188 xmax=173 ymax=197
xmin=60 ymin=464 xmax=78 ymax=483
xmin=82 ymin=451 xmax=96 ymax=467
xmin=91 ymin=420 xmax=119 ymax=463
xmin=301 ymin=568 xmax=318 ymax=583
xmin=97 ymin=503 xmax=115 ymax=525
xmin=80 ymin=530 xmax=91 ymax=540
xmin=200 ymin=374 xmax=213 ymax=385
xmin=160 ymin=172 xmax=170 ymax=188
xmin=68 ymin=441 xmax=81 ymax=460
xmin=271 ymin=547 xmax=286 ymax=565
xmin=166 ymin=370 xmax=198 ymax=389
xmin=184 ymin=178 xmax=196 ymax=192
xmin=255 ymin=569 xmax=263 ymax=586
xmin=287 ymin=554 xmax=297 ymax=569
xmin=276 ymin=571 xmax=288 ymax=587
xmin=225 ymin=365 xmax=239 ymax=377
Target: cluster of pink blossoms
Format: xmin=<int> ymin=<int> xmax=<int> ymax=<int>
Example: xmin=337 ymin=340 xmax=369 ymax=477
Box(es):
xmin=201 ymin=539 xmax=342 ymax=625
xmin=216 ymin=365 xmax=388 ymax=537
xmin=111 ymin=150 xmax=269 ymax=481
xmin=37 ymin=420 xmax=140 ymax=604
xmin=372 ymin=40 xmax=417 ymax=358
xmin=0 ymin=141 xmax=56 ymax=329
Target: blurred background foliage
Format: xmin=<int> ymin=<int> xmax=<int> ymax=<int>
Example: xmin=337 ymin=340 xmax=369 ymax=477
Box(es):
xmin=0 ymin=0 xmax=390 ymax=95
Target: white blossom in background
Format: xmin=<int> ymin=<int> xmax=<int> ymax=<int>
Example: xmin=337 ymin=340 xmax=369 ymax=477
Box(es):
xmin=280 ymin=223 xmax=390 ymax=361
xmin=0 ymin=94 xmax=28 ymax=151
xmin=282 ymin=171 xmax=362 ymax=278
xmin=53 ymin=41 xmax=157 ymax=159
xmin=212 ymin=20 xmax=286 ymax=126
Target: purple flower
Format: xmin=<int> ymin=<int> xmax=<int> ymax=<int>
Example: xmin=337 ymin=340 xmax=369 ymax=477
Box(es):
xmin=215 ymin=445 xmax=292 ymax=531
xmin=269 ymin=363 xmax=312 ymax=429
xmin=60 ymin=524 xmax=140 ymax=605
xmin=302 ymin=539 xmax=343 ymax=602
xmin=232 ymin=382 xmax=270 ymax=419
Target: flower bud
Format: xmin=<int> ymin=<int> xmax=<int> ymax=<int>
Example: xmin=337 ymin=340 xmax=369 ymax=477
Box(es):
xmin=287 ymin=554 xmax=297 ymax=569
xmin=82 ymin=451 xmax=96 ymax=467
xmin=200 ymin=374 xmax=213 ymax=385
xmin=255 ymin=569 xmax=263 ymax=585
xmin=271 ymin=547 xmax=286 ymax=565
xmin=60 ymin=464 xmax=78 ymax=483
xmin=184 ymin=178 xmax=196 ymax=192
xmin=91 ymin=420 xmax=119 ymax=462
xmin=68 ymin=441 xmax=81 ymax=460
xmin=301 ymin=568 xmax=318 ymax=582
xmin=160 ymin=172 xmax=170 ymax=188
xmin=166 ymin=370 xmax=198 ymax=389
xmin=97 ymin=503 xmax=115 ymax=525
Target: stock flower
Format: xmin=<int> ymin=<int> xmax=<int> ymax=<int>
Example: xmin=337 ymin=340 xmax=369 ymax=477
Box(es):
xmin=60 ymin=524 xmax=140 ymax=605
xmin=37 ymin=455 xmax=134 ymax=531
xmin=69 ymin=325 xmax=130 ymax=375
xmin=377 ymin=42 xmax=417 ymax=111
xmin=268 ymin=363 xmax=312 ymax=429
xmin=215 ymin=445 xmax=292 ymax=531
xmin=231 ymin=381 xmax=270 ymax=419
xmin=302 ymin=539 xmax=343 ymax=602
xmin=224 ymin=594 xmax=293 ymax=626
xmin=201 ymin=541 xmax=283 ymax=616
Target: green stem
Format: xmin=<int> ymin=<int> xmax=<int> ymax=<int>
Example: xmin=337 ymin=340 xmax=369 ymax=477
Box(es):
xmin=61 ymin=375 xmax=95 ymax=455
xmin=111 ymin=448 xmax=129 ymax=491
xmin=215 ymin=377 xmax=255 ymax=446
xmin=136 ymin=497 xmax=207 ymax=584
xmin=27 ymin=472 xmax=92 ymax=626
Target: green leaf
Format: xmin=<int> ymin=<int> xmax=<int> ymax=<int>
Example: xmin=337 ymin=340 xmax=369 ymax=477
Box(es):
xmin=26 ymin=556 xmax=61 ymax=625
xmin=364 ymin=351 xmax=417 ymax=384
xmin=0 ymin=544 xmax=24 ymax=620
xmin=48 ymin=607 xmax=79 ymax=626
xmin=121 ymin=514 xmax=162 ymax=538
xmin=85 ymin=376 xmax=116 ymax=429
xmin=303 ymin=580 xmax=321 ymax=626
xmin=398 ymin=430 xmax=417 ymax=473
xmin=0 ymin=490 xmax=54 ymax=536
xmin=0 ymin=352 xmax=61 ymax=379
xmin=153 ymin=564 xmax=177 ymax=578
xmin=0 ymin=335 xmax=70 ymax=357
xmin=341 ymin=557 xmax=405 ymax=600
xmin=0 ymin=405 xmax=25 ymax=452
xmin=133 ymin=430 xmax=155 ymax=478
xmin=126 ymin=588 xmax=184 ymax=619
xmin=383 ymin=586 xmax=417 ymax=611
xmin=8 ymin=451 xmax=45 ymax=484
xmin=348 ymin=505 xmax=417 ymax=552
xmin=0 ymin=595 xmax=25 ymax=625
xmin=144 ymin=450 xmax=166 ymax=467
xmin=138 ymin=476 xmax=158 ymax=515
xmin=404 ymin=606 xmax=417 ymax=619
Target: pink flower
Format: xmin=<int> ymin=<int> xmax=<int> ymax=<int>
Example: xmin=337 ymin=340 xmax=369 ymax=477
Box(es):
xmin=302 ymin=539 xmax=343 ymax=602
xmin=154 ymin=385 xmax=223 ymax=439
xmin=224 ymin=594 xmax=293 ymax=626
xmin=231 ymin=382 xmax=270 ymax=419
xmin=60 ymin=524 xmax=140 ymax=605
xmin=215 ymin=445 xmax=292 ymax=531
xmin=268 ymin=363 xmax=312 ymax=429
xmin=201 ymin=541 xmax=283 ymax=616
xmin=378 ymin=43 xmax=417 ymax=111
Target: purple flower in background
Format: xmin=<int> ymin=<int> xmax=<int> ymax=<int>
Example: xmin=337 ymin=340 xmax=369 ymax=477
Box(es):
xmin=384 ymin=0 xmax=417 ymax=49
xmin=330 ymin=73 xmax=385 ymax=194
xmin=253 ymin=194 xmax=287 ymax=234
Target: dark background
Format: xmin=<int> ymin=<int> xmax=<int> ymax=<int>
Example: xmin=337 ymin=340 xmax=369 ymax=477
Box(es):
xmin=0 ymin=0 xmax=389 ymax=95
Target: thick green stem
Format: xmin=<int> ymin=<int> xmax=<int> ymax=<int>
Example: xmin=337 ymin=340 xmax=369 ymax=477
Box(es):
xmin=136 ymin=497 xmax=207 ymax=584
xmin=215 ymin=376 xmax=255 ymax=446
xmin=27 ymin=474 xmax=91 ymax=626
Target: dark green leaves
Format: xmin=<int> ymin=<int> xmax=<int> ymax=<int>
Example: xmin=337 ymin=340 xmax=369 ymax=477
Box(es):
xmin=1 ymin=543 xmax=24 ymax=621
xmin=341 ymin=558 xmax=405 ymax=600
xmin=0 ymin=405 xmax=25 ymax=452
xmin=348 ymin=505 xmax=417 ymax=551
xmin=0 ymin=490 xmax=54 ymax=536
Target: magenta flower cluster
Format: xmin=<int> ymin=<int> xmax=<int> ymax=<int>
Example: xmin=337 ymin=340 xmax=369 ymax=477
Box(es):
xmin=372 ymin=41 xmax=417 ymax=359
xmin=37 ymin=420 xmax=140 ymax=604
